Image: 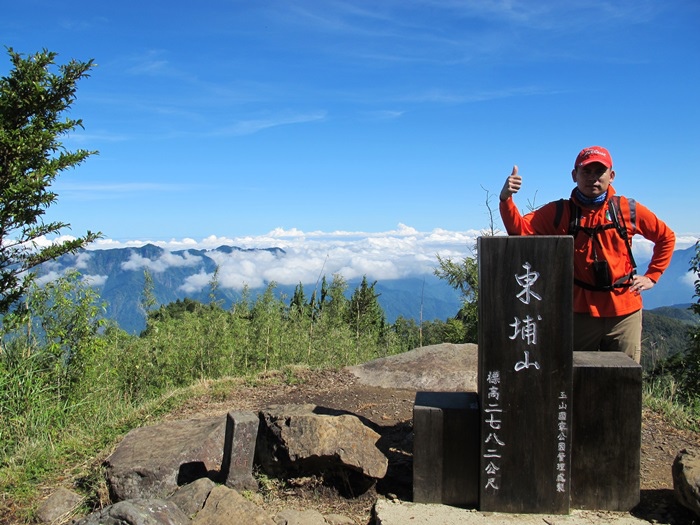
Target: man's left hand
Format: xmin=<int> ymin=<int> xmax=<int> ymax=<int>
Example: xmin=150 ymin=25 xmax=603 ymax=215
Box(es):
xmin=630 ymin=275 xmax=655 ymax=295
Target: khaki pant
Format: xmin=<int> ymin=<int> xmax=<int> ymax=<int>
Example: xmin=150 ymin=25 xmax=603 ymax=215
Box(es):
xmin=573 ymin=310 xmax=642 ymax=363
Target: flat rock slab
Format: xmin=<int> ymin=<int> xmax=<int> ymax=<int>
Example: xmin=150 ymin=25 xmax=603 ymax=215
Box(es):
xmin=374 ymin=499 xmax=651 ymax=525
xmin=345 ymin=343 xmax=478 ymax=392
xmin=105 ymin=416 xmax=226 ymax=500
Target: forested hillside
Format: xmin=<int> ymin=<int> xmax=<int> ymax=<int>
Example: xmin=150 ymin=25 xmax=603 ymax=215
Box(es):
xmin=642 ymin=308 xmax=697 ymax=371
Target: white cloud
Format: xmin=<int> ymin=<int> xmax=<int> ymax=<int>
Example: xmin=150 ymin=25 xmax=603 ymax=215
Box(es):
xmin=87 ymin=226 xmax=480 ymax=294
xmin=64 ymin=226 xmax=699 ymax=296
xmin=220 ymin=111 xmax=327 ymax=136
xmin=680 ymin=271 xmax=697 ymax=290
xmin=122 ymin=250 xmax=204 ymax=273
xmin=74 ymin=251 xmax=93 ymax=269
xmin=675 ymin=235 xmax=700 ymax=250
xmin=82 ymin=274 xmax=108 ymax=287
xmin=34 ymin=271 xmax=63 ymax=287
xmin=53 ymin=182 xmax=200 ymax=201
xmin=179 ymin=270 xmax=215 ymax=294
xmin=632 ymin=235 xmax=698 ymax=262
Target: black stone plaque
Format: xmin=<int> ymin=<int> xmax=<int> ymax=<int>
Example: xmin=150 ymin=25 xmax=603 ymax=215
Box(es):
xmin=478 ymin=236 xmax=573 ymax=514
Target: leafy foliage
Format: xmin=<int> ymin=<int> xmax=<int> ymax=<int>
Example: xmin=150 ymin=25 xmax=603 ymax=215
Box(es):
xmin=434 ymin=251 xmax=479 ymax=343
xmin=0 ymin=271 xmax=108 ymax=457
xmin=0 ymin=48 xmax=100 ymax=314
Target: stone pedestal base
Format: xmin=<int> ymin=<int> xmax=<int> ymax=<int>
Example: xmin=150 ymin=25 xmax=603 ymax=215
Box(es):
xmin=413 ymin=391 xmax=480 ymax=506
xmin=570 ymin=352 xmax=642 ymax=511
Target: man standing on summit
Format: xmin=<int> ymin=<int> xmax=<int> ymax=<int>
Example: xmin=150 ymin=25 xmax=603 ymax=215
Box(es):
xmin=498 ymin=146 xmax=675 ymax=363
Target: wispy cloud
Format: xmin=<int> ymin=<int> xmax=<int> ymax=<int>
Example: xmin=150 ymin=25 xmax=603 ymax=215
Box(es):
xmin=122 ymin=251 xmax=204 ymax=273
xmin=53 ymin=182 xmax=200 ymax=200
xmin=363 ymin=110 xmax=405 ymax=120
xmin=409 ymin=0 xmax=661 ymax=28
xmin=271 ymin=0 xmax=665 ymax=69
xmin=123 ymin=50 xmax=174 ymax=77
xmin=218 ymin=111 xmax=328 ymax=136
xmin=58 ymin=14 xmax=109 ymax=32
xmin=66 ymin=130 xmax=131 ymax=144
xmin=375 ymin=85 xmax=561 ymax=108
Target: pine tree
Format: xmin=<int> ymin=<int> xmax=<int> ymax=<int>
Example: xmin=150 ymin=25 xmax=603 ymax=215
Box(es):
xmin=347 ymin=276 xmax=385 ymax=341
xmin=0 ymin=48 xmax=100 ymax=314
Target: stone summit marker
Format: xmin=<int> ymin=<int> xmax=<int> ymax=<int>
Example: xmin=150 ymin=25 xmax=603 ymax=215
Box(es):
xmin=412 ymin=235 xmax=643 ymax=513
xmin=478 ymin=236 xmax=574 ymax=514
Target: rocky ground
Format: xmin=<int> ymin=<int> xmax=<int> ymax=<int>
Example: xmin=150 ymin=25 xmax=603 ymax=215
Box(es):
xmin=157 ymin=344 xmax=699 ymax=525
xmin=12 ymin=344 xmax=697 ymax=525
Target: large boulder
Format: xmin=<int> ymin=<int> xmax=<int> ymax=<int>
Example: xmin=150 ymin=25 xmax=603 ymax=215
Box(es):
xmin=256 ymin=404 xmax=387 ymax=493
xmin=673 ymin=447 xmax=700 ymax=517
xmin=105 ymin=416 xmax=226 ymax=501
xmin=345 ymin=343 xmax=478 ymax=392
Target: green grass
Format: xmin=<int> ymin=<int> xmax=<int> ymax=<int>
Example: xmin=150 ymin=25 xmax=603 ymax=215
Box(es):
xmin=643 ymin=376 xmax=700 ymax=432
xmin=0 ymin=367 xmax=312 ymax=523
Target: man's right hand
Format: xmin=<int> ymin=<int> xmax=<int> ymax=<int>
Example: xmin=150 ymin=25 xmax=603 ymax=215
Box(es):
xmin=499 ymin=165 xmax=522 ymax=201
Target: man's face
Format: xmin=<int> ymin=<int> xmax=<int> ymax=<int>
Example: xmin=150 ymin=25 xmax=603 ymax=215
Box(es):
xmin=572 ymin=162 xmax=615 ymax=199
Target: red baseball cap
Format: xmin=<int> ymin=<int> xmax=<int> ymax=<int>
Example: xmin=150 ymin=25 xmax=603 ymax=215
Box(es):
xmin=574 ymin=146 xmax=613 ymax=169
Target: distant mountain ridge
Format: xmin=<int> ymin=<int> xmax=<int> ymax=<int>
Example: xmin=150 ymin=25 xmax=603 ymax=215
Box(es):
xmin=35 ymin=243 xmax=696 ymax=334
xmin=637 ymin=244 xmax=696 ymax=309
xmin=36 ymin=244 xmax=462 ymax=334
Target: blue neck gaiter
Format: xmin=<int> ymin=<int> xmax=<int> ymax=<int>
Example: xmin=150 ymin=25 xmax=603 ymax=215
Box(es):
xmin=575 ymin=188 xmax=607 ymax=207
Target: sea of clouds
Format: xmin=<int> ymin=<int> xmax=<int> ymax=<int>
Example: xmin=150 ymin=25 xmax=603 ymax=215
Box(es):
xmin=39 ymin=225 xmax=698 ymax=295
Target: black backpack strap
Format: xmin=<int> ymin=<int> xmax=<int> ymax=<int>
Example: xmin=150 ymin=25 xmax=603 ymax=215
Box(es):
xmin=627 ymin=198 xmax=637 ymax=232
xmin=553 ymin=198 xmax=581 ymax=235
xmin=554 ymin=198 xmax=565 ymax=230
xmin=607 ymin=196 xmax=637 ymax=272
xmin=568 ymin=199 xmax=580 ymax=236
xmin=575 ymin=274 xmax=635 ymax=291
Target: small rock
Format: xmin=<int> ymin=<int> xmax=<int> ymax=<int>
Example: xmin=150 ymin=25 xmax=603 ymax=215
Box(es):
xmin=73 ymin=498 xmax=190 ymax=525
xmin=672 ymin=447 xmax=700 ymax=518
xmin=191 ymin=485 xmax=275 ymax=525
xmin=167 ymin=477 xmax=216 ymax=518
xmin=35 ymin=487 xmax=84 ymax=524
xmin=274 ymin=508 xmax=326 ymax=524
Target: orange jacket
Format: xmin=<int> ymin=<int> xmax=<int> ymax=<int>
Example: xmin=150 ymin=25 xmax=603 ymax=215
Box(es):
xmin=499 ymin=185 xmax=676 ymax=317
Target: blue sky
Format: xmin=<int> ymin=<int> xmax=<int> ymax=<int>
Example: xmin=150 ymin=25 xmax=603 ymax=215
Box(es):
xmin=3 ymin=0 xmax=699 ymax=260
